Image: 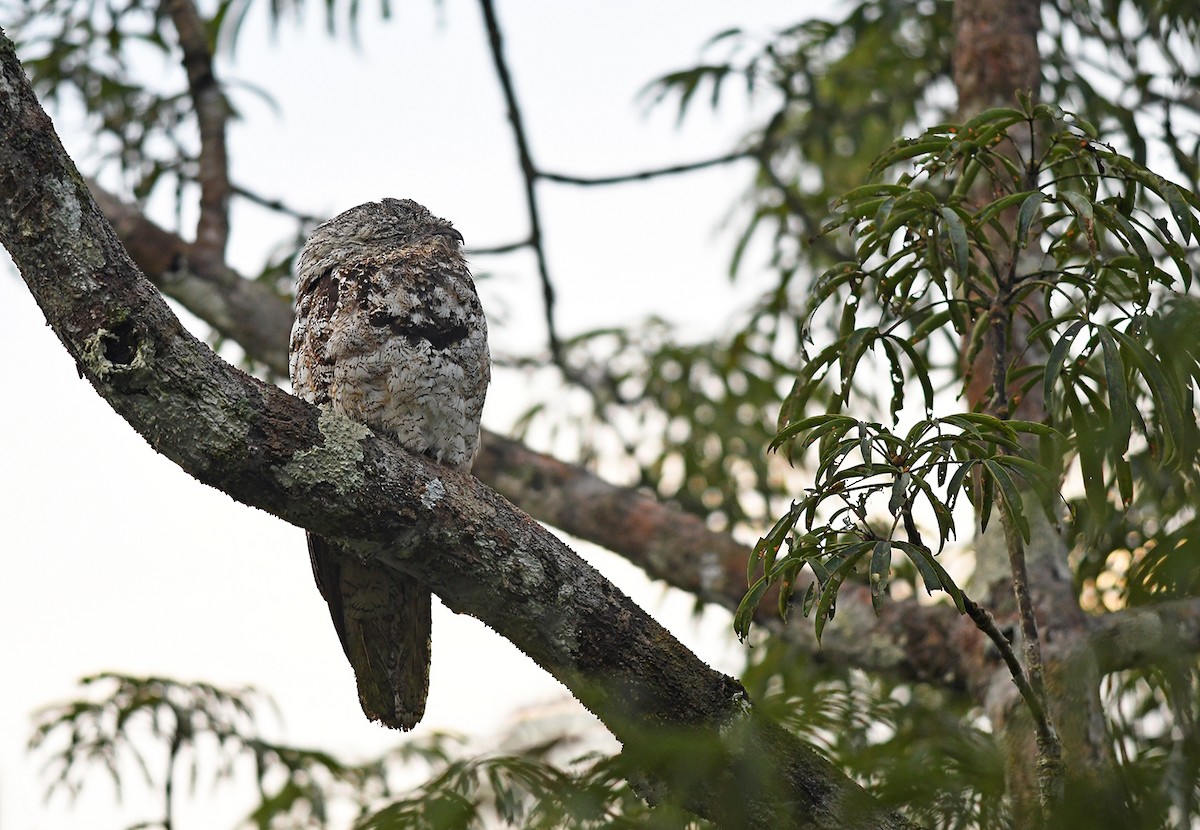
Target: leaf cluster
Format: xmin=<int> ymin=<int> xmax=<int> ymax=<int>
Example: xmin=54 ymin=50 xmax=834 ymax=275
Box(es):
xmin=28 ymin=673 xmax=705 ymax=830
xmin=742 ymin=100 xmax=1200 ymax=638
xmin=742 ymin=650 xmax=1010 ymax=830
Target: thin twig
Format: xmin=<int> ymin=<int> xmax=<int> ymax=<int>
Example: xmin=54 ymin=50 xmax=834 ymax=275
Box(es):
xmin=996 ymin=504 xmax=1063 ymax=794
xmin=163 ymin=0 xmax=230 ymax=269
xmin=230 ymin=184 xmax=321 ymax=226
xmin=961 ymin=594 xmax=1051 ymax=734
xmin=540 ymin=150 xmax=753 ymax=186
xmin=477 ymin=0 xmax=562 ymax=364
xmin=469 ymin=237 xmax=534 ymax=256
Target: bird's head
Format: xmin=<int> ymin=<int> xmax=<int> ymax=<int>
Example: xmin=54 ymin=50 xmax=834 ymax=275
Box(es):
xmin=296 ymin=197 xmax=464 ymax=289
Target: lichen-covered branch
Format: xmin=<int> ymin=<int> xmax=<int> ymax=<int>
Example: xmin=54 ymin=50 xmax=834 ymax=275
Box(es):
xmin=0 ymin=32 xmax=920 ymax=830
xmin=88 ymin=184 xmax=293 ymax=373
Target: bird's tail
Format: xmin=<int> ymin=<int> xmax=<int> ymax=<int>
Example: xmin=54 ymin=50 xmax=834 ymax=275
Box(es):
xmin=307 ymin=533 xmax=431 ymax=730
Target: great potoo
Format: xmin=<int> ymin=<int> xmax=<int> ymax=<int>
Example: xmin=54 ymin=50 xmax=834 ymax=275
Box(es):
xmin=290 ymin=197 xmax=490 ymax=730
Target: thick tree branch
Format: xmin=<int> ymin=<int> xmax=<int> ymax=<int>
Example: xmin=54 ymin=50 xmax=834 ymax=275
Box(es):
xmin=88 ymin=183 xmax=294 ymax=374
xmin=0 ymin=34 xmax=919 ymax=829
xmin=1090 ymin=597 xmax=1200 ymax=675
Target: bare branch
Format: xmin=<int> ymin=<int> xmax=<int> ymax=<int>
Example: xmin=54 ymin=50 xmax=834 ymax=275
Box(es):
xmin=477 ymin=0 xmax=562 ymax=364
xmin=0 ymin=38 xmax=920 ymax=828
xmin=540 ymin=150 xmax=754 ymax=186
xmin=467 ymin=237 xmax=533 ymax=256
xmin=230 ymin=183 xmax=322 ymax=226
xmin=163 ymin=0 xmax=231 ymax=271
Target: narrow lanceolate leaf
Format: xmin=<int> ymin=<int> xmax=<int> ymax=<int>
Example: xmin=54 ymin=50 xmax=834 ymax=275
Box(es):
xmin=975 ymin=190 xmax=1038 ymax=230
xmin=884 ymin=336 xmax=935 ymax=416
xmin=1044 ymin=319 xmax=1089 ymax=410
xmin=945 ymin=460 xmax=974 ymax=511
xmin=734 ymin=577 xmax=771 ymax=640
xmin=895 ymin=541 xmax=965 ymax=612
xmin=912 ymin=475 xmax=955 ymax=551
xmin=859 ymin=423 xmax=875 ymax=471
xmin=888 ymin=472 xmax=909 ymax=517
xmin=909 ymin=309 xmax=953 ymax=344
xmin=984 ymin=459 xmax=1032 ymax=542
xmin=1060 ymin=190 xmax=1096 ymax=251
xmin=904 ymin=542 xmax=944 ymax=595
xmin=1109 ymin=326 xmax=1188 ymax=464
xmin=978 ymin=465 xmax=995 ymax=534
xmin=771 ymin=414 xmax=857 ymax=453
xmin=1016 ymin=192 xmax=1045 ymax=248
xmin=813 ymin=546 xmax=870 ymax=642
xmin=750 ymin=506 xmax=798 ymax=582
xmin=941 ymin=205 xmax=970 ymax=276
xmin=880 ymin=338 xmax=906 ymax=423
xmin=1097 ymin=326 xmax=1131 ymax=457
xmin=1164 ymin=182 xmax=1195 ymax=244
xmin=869 ymin=540 xmax=892 ymax=615
xmin=1065 ymin=390 xmax=1108 ymax=520
xmin=1116 ymin=456 xmax=1133 ymax=509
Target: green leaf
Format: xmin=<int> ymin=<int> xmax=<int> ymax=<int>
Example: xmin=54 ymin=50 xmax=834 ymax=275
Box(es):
xmin=888 ymin=472 xmax=909 ymax=516
xmin=962 ymin=106 xmax=1027 ymax=133
xmin=751 ymin=503 xmax=799 ymax=582
xmin=1164 ymin=182 xmax=1195 ymax=244
xmin=945 ymin=460 xmax=975 ymax=511
xmin=869 ymin=540 xmax=892 ymax=615
xmin=983 ymin=459 xmax=1031 ymax=542
xmin=859 ymin=422 xmax=875 ymax=471
xmin=975 ymin=190 xmax=1038 ymax=230
xmin=771 ymin=414 xmax=857 ymax=453
xmin=912 ymin=474 xmax=956 ymax=552
xmin=1065 ymin=389 xmax=1108 ymax=521
xmin=978 ymin=466 xmax=995 ymax=533
xmin=838 ymin=327 xmax=878 ymax=403
xmin=886 ymin=335 xmax=936 ymax=416
xmin=1060 ymin=190 xmax=1096 ymax=251
xmin=905 ymin=543 xmax=943 ymax=595
xmin=813 ymin=545 xmax=870 ymax=642
xmin=1097 ymin=326 xmax=1131 ymax=458
xmin=940 ymin=205 xmax=970 ymax=276
xmin=1016 ymin=192 xmax=1045 ymax=247
xmin=1109 ymin=326 xmax=1188 ymax=464
xmin=1043 ymin=319 xmax=1088 ymax=410
xmin=895 ymin=541 xmax=965 ymax=612
xmin=734 ymin=576 xmax=770 ymax=641
xmin=909 ymin=309 xmax=953 ymax=344
xmin=1115 ymin=457 xmax=1133 ymax=509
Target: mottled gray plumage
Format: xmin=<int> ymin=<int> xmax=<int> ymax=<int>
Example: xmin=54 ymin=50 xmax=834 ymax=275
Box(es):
xmin=290 ymin=198 xmax=489 ymax=729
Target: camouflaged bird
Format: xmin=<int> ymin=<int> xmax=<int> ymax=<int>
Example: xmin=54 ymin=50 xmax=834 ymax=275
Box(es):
xmin=290 ymin=198 xmax=490 ymax=729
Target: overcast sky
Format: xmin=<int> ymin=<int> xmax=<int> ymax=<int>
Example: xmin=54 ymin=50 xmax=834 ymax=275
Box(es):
xmin=1 ymin=2 xmax=813 ymax=826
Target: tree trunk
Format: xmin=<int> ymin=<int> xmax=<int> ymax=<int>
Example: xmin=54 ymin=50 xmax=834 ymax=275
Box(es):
xmin=953 ymin=1 xmax=1129 ymax=824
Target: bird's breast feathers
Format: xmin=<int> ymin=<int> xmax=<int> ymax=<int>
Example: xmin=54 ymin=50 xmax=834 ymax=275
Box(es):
xmin=290 ymin=244 xmax=489 ymax=469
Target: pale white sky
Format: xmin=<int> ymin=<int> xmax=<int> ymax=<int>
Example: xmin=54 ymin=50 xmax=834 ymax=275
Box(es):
xmin=1 ymin=2 xmax=815 ymax=826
